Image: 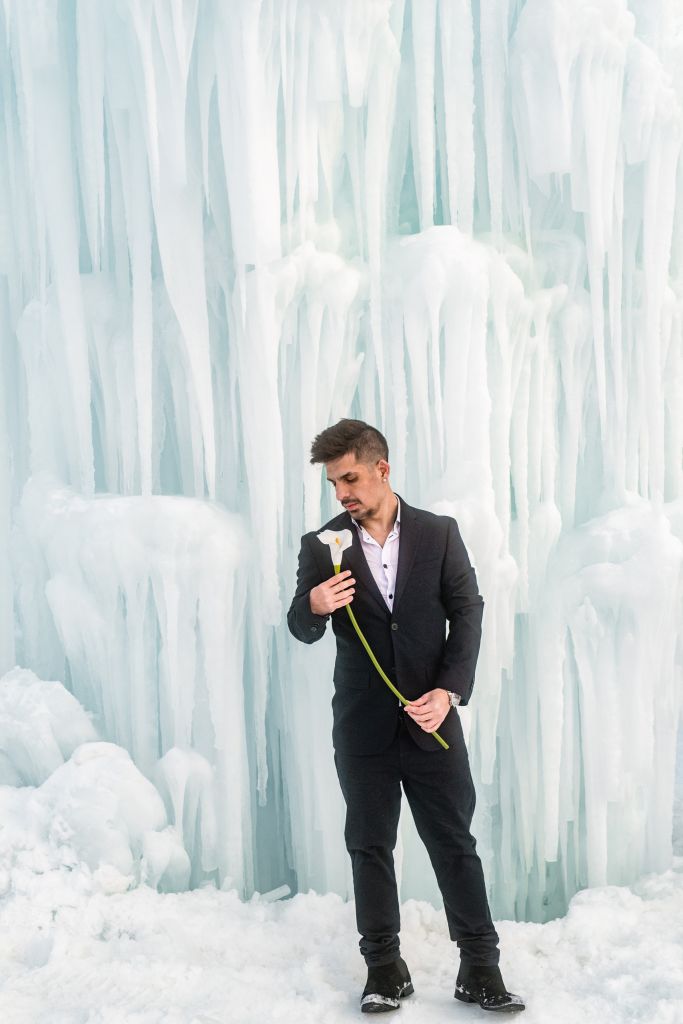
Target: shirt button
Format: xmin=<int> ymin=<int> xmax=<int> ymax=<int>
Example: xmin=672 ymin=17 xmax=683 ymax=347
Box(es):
xmin=383 ymin=563 xmax=388 ymax=568
xmin=391 ymin=622 xmax=398 ymax=631
xmin=388 ymin=594 xmax=393 ymax=599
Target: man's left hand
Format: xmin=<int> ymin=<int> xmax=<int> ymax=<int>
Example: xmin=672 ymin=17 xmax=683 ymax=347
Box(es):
xmin=404 ymin=688 xmax=450 ymax=732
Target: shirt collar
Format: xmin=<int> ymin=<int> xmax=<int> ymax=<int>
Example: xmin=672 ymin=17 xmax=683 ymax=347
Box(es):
xmin=351 ymin=496 xmax=401 ymax=535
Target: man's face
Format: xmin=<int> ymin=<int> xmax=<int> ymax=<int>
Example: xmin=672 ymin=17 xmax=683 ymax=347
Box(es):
xmin=325 ymin=453 xmax=388 ymax=520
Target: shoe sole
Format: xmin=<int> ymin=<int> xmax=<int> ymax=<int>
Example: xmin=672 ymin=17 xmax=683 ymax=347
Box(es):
xmin=361 ymin=981 xmax=414 ymax=1013
xmin=454 ymin=988 xmax=525 ymax=1013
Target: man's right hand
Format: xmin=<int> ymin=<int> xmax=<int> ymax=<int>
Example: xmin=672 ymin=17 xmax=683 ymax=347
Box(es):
xmin=309 ymin=570 xmax=356 ymax=615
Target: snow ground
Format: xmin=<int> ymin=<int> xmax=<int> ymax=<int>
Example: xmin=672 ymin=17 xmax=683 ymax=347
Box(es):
xmin=0 ymin=859 xmax=682 ymax=1024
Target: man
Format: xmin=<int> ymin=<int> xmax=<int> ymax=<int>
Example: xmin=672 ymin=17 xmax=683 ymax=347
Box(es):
xmin=287 ymin=419 xmax=524 ymax=1015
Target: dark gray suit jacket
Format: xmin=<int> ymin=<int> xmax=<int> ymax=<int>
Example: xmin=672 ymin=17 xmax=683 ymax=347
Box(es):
xmin=287 ymin=493 xmax=484 ymax=754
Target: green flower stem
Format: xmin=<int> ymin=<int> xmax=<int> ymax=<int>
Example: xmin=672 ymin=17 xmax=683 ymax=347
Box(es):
xmin=334 ymin=564 xmax=449 ymax=751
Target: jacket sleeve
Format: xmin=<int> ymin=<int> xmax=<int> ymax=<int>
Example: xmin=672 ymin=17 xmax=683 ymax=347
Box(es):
xmin=287 ymin=532 xmax=330 ymax=644
xmin=434 ymin=518 xmax=484 ymax=705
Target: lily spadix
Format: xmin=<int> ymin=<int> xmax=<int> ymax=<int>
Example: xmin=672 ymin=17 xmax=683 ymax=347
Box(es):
xmin=317 ymin=529 xmax=449 ymax=751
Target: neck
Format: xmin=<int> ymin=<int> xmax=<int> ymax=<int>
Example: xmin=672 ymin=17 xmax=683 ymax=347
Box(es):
xmin=357 ymin=490 xmax=398 ymax=535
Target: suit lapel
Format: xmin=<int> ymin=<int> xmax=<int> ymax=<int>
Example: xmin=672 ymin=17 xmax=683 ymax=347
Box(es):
xmin=392 ymin=494 xmax=422 ymax=614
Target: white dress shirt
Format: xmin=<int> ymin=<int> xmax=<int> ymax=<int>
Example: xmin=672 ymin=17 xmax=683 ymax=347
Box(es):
xmin=351 ymin=496 xmax=401 ymax=612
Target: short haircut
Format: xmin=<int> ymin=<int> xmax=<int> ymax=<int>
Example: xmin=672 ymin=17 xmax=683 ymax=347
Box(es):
xmin=309 ymin=419 xmax=389 ymax=466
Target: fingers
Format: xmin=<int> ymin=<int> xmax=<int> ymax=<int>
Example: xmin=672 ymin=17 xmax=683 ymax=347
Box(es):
xmin=406 ymin=706 xmax=431 ymax=719
xmin=404 ymin=695 xmax=433 ymax=715
xmin=404 ymin=707 xmax=444 ymax=732
xmin=331 ymin=575 xmax=355 ymax=593
xmin=329 ymin=573 xmax=356 ymax=589
xmin=404 ymin=690 xmax=447 ymax=733
xmin=331 ymin=572 xmax=354 ymax=588
xmin=404 ymin=690 xmax=445 ymax=715
xmin=405 ymin=710 xmax=433 ymax=726
xmin=326 ymin=570 xmax=355 ymax=611
xmin=406 ymin=715 xmax=442 ymax=732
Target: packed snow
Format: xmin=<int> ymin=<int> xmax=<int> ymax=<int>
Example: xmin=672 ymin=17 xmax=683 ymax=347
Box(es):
xmin=0 ymin=853 xmax=682 ymax=1023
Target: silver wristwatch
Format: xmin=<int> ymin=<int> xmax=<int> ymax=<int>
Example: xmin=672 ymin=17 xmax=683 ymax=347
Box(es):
xmin=446 ymin=690 xmax=461 ymax=708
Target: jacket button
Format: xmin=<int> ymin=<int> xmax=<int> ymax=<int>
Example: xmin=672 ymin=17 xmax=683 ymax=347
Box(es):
xmin=391 ymin=622 xmax=398 ymax=631
xmin=310 ymin=625 xmax=318 ymax=631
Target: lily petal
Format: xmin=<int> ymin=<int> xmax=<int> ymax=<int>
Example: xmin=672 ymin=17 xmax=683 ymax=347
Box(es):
xmin=317 ymin=528 xmax=353 ymax=567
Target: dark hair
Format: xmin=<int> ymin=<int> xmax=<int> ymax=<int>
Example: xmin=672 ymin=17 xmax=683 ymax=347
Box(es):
xmin=310 ymin=419 xmax=389 ymax=466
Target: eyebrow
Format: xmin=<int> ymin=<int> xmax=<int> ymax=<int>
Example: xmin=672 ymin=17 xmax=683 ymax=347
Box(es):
xmin=326 ymin=472 xmax=357 ymax=483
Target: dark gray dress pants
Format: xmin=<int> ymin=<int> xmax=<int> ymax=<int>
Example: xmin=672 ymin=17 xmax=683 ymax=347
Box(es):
xmin=334 ymin=709 xmax=500 ymax=968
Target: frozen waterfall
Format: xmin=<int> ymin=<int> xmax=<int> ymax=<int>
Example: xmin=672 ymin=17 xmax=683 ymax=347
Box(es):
xmin=0 ymin=0 xmax=682 ymax=923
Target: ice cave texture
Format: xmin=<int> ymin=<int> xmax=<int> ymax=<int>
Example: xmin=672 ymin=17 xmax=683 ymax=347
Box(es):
xmin=0 ymin=0 xmax=682 ymax=924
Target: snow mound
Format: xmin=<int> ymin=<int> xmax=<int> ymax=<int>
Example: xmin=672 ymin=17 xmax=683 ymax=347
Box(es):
xmin=0 ymin=667 xmax=98 ymax=786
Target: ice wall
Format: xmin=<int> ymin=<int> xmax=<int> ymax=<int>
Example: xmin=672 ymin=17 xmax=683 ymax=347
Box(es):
xmin=0 ymin=0 xmax=682 ymax=921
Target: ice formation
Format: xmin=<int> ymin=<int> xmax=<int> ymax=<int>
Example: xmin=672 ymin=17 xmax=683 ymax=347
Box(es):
xmin=0 ymin=666 xmax=97 ymax=785
xmin=0 ymin=0 xmax=681 ymax=922
xmin=0 ymin=669 xmax=190 ymax=895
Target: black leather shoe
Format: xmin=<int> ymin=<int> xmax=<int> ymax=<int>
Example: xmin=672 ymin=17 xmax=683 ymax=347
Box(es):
xmin=454 ymin=964 xmax=525 ymax=1013
xmin=360 ymin=956 xmax=414 ymax=1013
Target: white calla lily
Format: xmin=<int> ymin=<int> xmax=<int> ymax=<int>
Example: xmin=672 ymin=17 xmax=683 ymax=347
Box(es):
xmin=317 ymin=528 xmax=353 ymax=569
